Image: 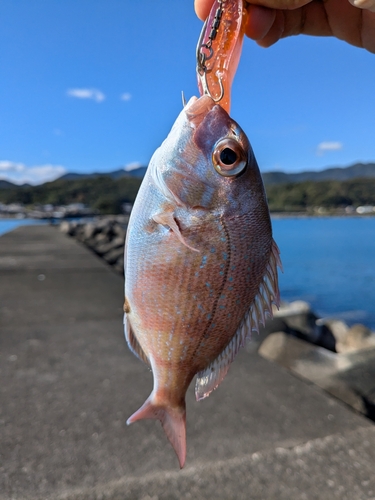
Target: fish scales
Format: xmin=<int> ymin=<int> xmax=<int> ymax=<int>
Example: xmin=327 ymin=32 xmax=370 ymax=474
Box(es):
xmin=124 ymin=95 xmax=280 ymax=468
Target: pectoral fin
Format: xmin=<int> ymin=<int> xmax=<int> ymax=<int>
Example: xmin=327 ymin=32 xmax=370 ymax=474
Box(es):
xmin=153 ymin=211 xmax=199 ymax=253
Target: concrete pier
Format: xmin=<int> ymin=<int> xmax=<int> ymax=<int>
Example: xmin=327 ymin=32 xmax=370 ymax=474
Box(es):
xmin=1 ymin=226 xmax=375 ymax=499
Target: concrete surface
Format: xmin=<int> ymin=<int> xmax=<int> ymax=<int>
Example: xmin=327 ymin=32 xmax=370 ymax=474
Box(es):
xmin=1 ymin=226 xmax=375 ymax=500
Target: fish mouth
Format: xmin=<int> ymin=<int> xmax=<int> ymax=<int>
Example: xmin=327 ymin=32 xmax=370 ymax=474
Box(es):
xmin=185 ymin=95 xmax=218 ymax=128
xmin=185 ymin=95 xmax=233 ymax=159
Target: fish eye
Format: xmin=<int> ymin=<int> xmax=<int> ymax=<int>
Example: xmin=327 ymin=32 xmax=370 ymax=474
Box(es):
xmin=212 ymin=138 xmax=247 ymax=177
xmin=220 ymin=148 xmax=237 ymax=165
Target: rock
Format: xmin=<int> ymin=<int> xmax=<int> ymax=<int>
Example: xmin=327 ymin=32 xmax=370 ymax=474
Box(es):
xmin=111 ymin=236 xmax=125 ymax=248
xmin=103 ymin=247 xmax=124 ymax=265
xmin=59 ymin=217 xmax=128 ymax=275
xmin=112 ymin=223 xmax=127 ymax=239
xmin=258 ymin=331 xmax=313 ymax=368
xmin=94 ymin=232 xmax=110 ymax=245
xmin=258 ymin=332 xmax=375 ymax=416
xmin=275 ymin=300 xmax=311 ymax=315
xmin=275 ymin=300 xmax=317 ymax=335
xmin=113 ymin=256 xmax=124 ymax=274
xmin=59 ymin=221 xmax=78 ymax=236
xmin=273 ymin=300 xmax=336 ymax=352
xmin=321 ymin=319 xmax=349 ymax=348
xmin=312 ymin=322 xmax=336 ymax=352
xmin=95 ymin=237 xmax=125 ymax=257
xmin=246 ymin=318 xmax=291 ymax=352
xmin=115 ymin=214 xmax=130 ymax=225
xmin=82 ymin=237 xmax=98 ymax=249
xmin=344 ymin=324 xmax=375 ymax=352
xmin=323 ymin=320 xmax=375 ymax=353
xmin=59 ymin=221 xmax=72 ymax=234
xmin=83 ymin=222 xmax=98 ymax=240
xmin=97 ymin=219 xmax=115 ymax=236
xmin=74 ymin=225 xmax=87 ymax=242
xmin=95 ymin=218 xmax=114 ymax=230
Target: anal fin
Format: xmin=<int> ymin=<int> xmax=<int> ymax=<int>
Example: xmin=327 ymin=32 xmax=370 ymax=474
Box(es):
xmin=196 ymin=357 xmax=231 ymax=402
xmin=124 ymin=312 xmax=150 ymax=366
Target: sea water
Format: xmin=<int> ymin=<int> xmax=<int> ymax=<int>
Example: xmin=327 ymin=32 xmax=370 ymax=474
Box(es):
xmin=0 ymin=218 xmax=48 ymax=237
xmin=272 ymin=216 xmax=375 ymax=329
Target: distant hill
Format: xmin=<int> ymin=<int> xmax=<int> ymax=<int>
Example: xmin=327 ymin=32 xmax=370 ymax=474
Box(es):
xmin=2 ymin=166 xmax=375 ymax=215
xmin=123 ymin=166 xmax=147 ymax=178
xmin=2 ymin=161 xmax=375 ymax=216
xmin=266 ymin=177 xmax=375 ymax=212
xmin=59 ymin=166 xmax=147 ymax=182
xmin=57 ymin=162 xmax=375 ymax=186
xmin=262 ymin=162 xmax=375 ymax=185
xmin=0 ymin=179 xmax=18 ymax=189
xmin=0 ymin=175 xmax=143 ymax=214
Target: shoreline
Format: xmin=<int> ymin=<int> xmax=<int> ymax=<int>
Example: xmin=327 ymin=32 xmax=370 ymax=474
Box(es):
xmin=270 ymin=212 xmax=375 ymax=219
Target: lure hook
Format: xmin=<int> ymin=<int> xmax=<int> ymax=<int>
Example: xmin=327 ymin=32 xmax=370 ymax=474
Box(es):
xmin=197 ymin=68 xmax=224 ymax=103
xmin=196 ymin=4 xmax=225 ymax=103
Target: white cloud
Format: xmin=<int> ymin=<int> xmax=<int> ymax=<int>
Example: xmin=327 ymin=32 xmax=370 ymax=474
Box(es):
xmin=316 ymin=141 xmax=343 ymax=156
xmin=67 ymin=88 xmax=105 ymax=103
xmin=120 ymin=92 xmax=132 ymax=102
xmin=0 ymin=161 xmax=25 ymax=172
xmin=0 ymin=161 xmax=66 ymax=185
xmin=123 ymin=162 xmax=142 ymax=172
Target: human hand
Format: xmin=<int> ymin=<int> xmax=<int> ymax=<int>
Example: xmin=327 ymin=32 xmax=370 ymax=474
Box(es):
xmin=194 ymin=0 xmax=375 ymax=53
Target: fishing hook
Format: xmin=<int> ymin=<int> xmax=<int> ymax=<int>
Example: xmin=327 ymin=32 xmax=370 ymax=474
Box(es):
xmin=196 ymin=2 xmax=225 ymax=103
xmin=197 ymin=68 xmax=224 ymax=103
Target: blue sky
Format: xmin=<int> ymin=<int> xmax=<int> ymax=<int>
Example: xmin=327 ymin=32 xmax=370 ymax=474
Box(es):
xmin=1 ymin=0 xmax=375 ymax=185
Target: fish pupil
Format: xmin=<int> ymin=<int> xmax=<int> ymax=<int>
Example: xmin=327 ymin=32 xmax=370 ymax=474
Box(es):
xmin=220 ymin=148 xmax=237 ymax=165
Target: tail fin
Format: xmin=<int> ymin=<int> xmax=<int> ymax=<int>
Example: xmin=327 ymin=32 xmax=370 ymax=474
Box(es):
xmin=127 ymin=395 xmax=187 ymax=468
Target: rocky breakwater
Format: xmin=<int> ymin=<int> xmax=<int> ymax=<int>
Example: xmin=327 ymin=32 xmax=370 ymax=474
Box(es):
xmin=60 ymin=216 xmax=128 ymax=274
xmin=259 ymin=300 xmax=375 ymax=422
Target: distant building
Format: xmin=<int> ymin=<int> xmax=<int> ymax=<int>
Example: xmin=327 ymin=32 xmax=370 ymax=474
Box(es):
xmin=356 ymin=206 xmax=375 ymax=214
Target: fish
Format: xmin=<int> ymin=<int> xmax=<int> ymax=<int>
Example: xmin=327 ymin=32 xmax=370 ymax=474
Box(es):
xmin=124 ymin=94 xmax=281 ymax=468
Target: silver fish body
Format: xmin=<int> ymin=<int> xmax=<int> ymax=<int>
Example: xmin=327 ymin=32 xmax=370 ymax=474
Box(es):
xmin=124 ymin=95 xmax=280 ymax=467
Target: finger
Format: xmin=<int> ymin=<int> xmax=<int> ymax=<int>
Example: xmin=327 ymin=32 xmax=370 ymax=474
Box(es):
xmin=248 ymin=0 xmax=312 ymax=8
xmin=245 ymin=5 xmax=277 ymax=39
xmin=196 ymin=0 xmax=312 ymax=20
xmin=324 ymin=0 xmax=365 ymax=47
xmin=256 ymin=10 xmax=285 ymax=47
xmin=194 ymin=0 xmax=214 ymax=20
xmin=251 ymin=0 xmax=374 ymax=53
xmin=254 ymin=2 xmax=333 ymax=47
xmin=282 ymin=1 xmax=331 ymax=37
xmin=249 ymin=2 xmax=333 ymax=48
xmin=348 ymin=0 xmax=375 ymax=12
xmin=362 ymin=11 xmax=375 ymax=53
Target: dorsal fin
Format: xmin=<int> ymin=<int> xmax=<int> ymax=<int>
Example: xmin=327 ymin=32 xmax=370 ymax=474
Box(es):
xmin=195 ymin=239 xmax=281 ymax=401
xmin=124 ymin=312 xmax=150 ymax=366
